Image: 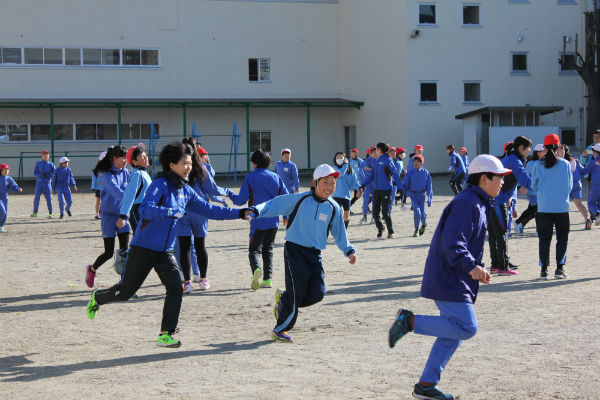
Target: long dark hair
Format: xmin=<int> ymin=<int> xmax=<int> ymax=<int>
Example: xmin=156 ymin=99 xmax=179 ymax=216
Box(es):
xmin=182 ymin=137 xmax=207 ymax=184
xmin=333 ymin=152 xmax=352 ymax=175
xmin=159 ymin=142 xmax=193 ymax=171
xmin=543 ymin=144 xmax=559 ymax=168
xmin=561 ymin=144 xmax=573 ymax=161
xmin=93 ymin=145 xmax=127 ymax=176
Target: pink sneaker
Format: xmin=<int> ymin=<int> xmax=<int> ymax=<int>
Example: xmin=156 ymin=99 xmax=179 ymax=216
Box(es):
xmin=497 ymin=269 xmax=519 ymax=276
xmin=199 ymin=279 xmax=210 ymax=291
xmin=490 ymin=268 xmax=502 ymax=274
xmin=85 ymin=265 xmax=96 ymax=288
xmin=183 ymin=281 xmax=194 ymax=294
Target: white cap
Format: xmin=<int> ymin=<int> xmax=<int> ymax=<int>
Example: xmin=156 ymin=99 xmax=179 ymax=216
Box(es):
xmin=99 ymin=151 xmax=107 ymax=160
xmin=59 ymin=156 xmax=70 ymax=163
xmin=281 ymin=148 xmax=291 ymax=155
xmin=468 ymin=154 xmax=512 ymax=175
xmin=592 ymin=143 xmax=600 ymax=153
xmin=534 ymin=144 xmax=545 ymax=152
xmin=313 ymin=164 xmax=340 ymax=180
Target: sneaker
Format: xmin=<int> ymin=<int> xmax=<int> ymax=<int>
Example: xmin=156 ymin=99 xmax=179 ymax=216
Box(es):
xmin=31 ymin=212 xmax=38 ymax=217
xmin=260 ymin=279 xmax=272 ymax=288
xmin=359 ymin=215 xmax=367 ymax=224
xmin=183 ymin=281 xmax=194 ymax=294
xmin=412 ymin=229 xmax=419 ymax=237
xmin=419 ymin=224 xmax=427 ymax=236
xmin=192 ymin=274 xmax=201 ymax=283
xmin=0 ymin=227 xmax=6 ymax=233
xmin=156 ymin=332 xmax=181 ymax=348
xmin=388 ymin=308 xmax=414 ymax=348
xmin=377 ymin=228 xmax=384 ymax=238
xmin=271 ymin=330 xmax=293 ymax=343
xmin=94 ymin=214 xmax=101 ymax=220
xmin=596 ymin=218 xmax=600 ymax=226
xmin=113 ymin=249 xmax=127 ymax=275
xmin=66 ymin=210 xmax=72 ymax=217
xmin=369 ymin=218 xmax=375 ymax=224
xmin=516 ymin=223 xmax=524 ymax=234
xmin=199 ymin=279 xmax=210 ymax=291
xmin=540 ymin=268 xmax=548 ymax=281
xmin=490 ymin=267 xmax=502 ymax=274
xmin=387 ymin=233 xmax=396 ymax=239
xmin=585 ymin=219 xmax=592 ymax=230
xmin=555 ymin=269 xmax=568 ymax=279
xmin=85 ymin=265 xmax=96 ymax=288
xmin=274 ymin=289 xmax=284 ymax=319
xmin=497 ymin=268 xmax=519 ymax=276
xmin=86 ymin=289 xmax=99 ymax=320
xmin=48 ymin=214 xmax=54 ymax=218
xmin=412 ymin=383 xmax=455 ymax=400
xmin=60 ymin=214 xmax=64 ymax=219
xmin=251 ymin=268 xmax=262 ymax=291
xmin=508 ymin=262 xmax=519 ymax=270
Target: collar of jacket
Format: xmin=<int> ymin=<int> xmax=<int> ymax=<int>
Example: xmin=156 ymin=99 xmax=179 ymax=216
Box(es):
xmin=135 ymin=166 xmax=147 ymax=171
xmin=310 ymin=188 xmax=329 ymax=203
xmin=510 ymin=149 xmax=526 ymax=163
xmin=157 ymin=170 xmax=189 ymax=189
xmin=468 ymin=184 xmax=494 ymax=206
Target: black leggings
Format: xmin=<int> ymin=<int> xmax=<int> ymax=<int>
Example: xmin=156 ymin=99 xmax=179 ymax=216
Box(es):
xmin=350 ymin=190 xmax=360 ymax=206
xmin=536 ymin=212 xmax=569 ymax=268
xmin=449 ymin=173 xmax=465 ymax=195
xmin=516 ymin=203 xmax=537 ymax=227
xmin=93 ymin=233 xmax=130 ymax=271
xmin=178 ymin=236 xmax=208 ymax=281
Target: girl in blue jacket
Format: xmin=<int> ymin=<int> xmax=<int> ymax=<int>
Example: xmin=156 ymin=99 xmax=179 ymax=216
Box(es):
xmin=252 ymin=164 xmax=357 ymax=343
xmin=85 ymin=146 xmax=131 ymax=288
xmin=117 ymin=145 xmax=152 ymax=235
xmin=446 ymin=145 xmax=467 ymax=195
xmin=0 ymin=163 xmax=22 ymax=233
xmin=52 ymin=157 xmax=78 ymax=219
xmin=401 ymin=155 xmax=433 ymax=237
xmin=332 ymin=152 xmax=361 ymax=228
xmin=31 ymin=150 xmax=55 ymax=218
xmin=581 ymin=143 xmax=600 ymax=225
xmin=558 ymin=144 xmax=591 ymax=229
xmin=359 ymin=146 xmax=376 ymax=224
xmin=348 ymin=148 xmax=363 ymax=210
xmin=86 ymin=142 xmax=252 ymax=348
xmin=275 ymin=148 xmax=300 ymax=194
xmin=388 ymin=154 xmax=506 ymax=400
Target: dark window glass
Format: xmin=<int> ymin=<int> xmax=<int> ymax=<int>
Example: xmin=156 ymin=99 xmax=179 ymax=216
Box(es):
xmin=97 ymin=124 xmax=117 ymax=140
xmin=2 ymin=48 xmax=22 ymax=64
xmin=464 ymin=83 xmax=481 ymax=102
xmin=76 ymin=124 xmax=96 ymax=140
xmin=65 ymin=48 xmax=81 ymax=65
xmin=31 ymin=125 xmax=50 ymax=141
xmin=259 ymin=59 xmax=270 ymax=81
xmin=102 ymin=49 xmax=120 ymax=65
xmin=124 ymin=49 xmax=141 ymax=65
xmin=561 ymin=53 xmax=576 ymax=71
xmin=249 ymin=59 xmax=258 ymax=81
xmin=83 ymin=49 xmax=101 ymax=65
xmin=250 ymin=131 xmax=271 ymax=152
xmin=463 ymin=5 xmax=479 ymax=24
xmin=420 ymin=82 xmax=437 ymax=102
xmin=512 ymin=54 xmax=527 ymax=71
xmin=141 ymin=50 xmax=159 ymax=65
xmin=44 ymin=48 xmax=63 ymax=64
xmin=31 ymin=125 xmax=71 ymax=140
xmin=8 ymin=124 xmax=27 ymax=141
xmin=24 ymin=48 xmax=43 ymax=64
xmin=121 ymin=124 xmax=137 ymax=140
xmin=419 ymin=4 xmax=436 ymax=24
xmin=141 ymin=123 xmax=160 ymax=139
xmin=562 ymin=129 xmax=576 ymax=146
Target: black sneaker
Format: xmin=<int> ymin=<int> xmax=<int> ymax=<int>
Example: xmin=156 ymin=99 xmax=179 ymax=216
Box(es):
xmin=540 ymin=267 xmax=548 ymax=281
xmin=387 ymin=233 xmax=396 ymax=239
xmin=418 ymin=224 xmax=427 ymax=236
xmin=377 ymin=228 xmax=384 ymax=238
xmin=412 ymin=383 xmax=455 ymax=400
xmin=508 ymin=262 xmax=519 ymax=270
xmin=66 ymin=210 xmax=72 ymax=217
xmin=555 ymin=268 xmax=568 ymax=279
xmin=388 ymin=308 xmax=414 ymax=348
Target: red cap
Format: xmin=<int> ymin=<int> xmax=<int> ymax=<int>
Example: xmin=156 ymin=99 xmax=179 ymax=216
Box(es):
xmin=126 ymin=146 xmax=137 ymax=165
xmin=41 ymin=150 xmax=49 ymax=154
xmin=414 ymin=154 xmax=424 ymax=163
xmin=503 ymin=142 xmax=513 ymax=152
xmin=350 ymin=148 xmax=358 ymax=154
xmin=544 ymin=134 xmax=560 ymax=146
xmin=459 ymin=147 xmax=467 ymax=152
xmin=388 ymin=147 xmax=396 ymax=153
xmin=396 ymin=147 xmax=405 ymax=153
xmin=197 ymin=146 xmax=208 ymax=155
xmin=0 ymin=163 xmax=10 ymax=170
xmin=414 ymin=144 xmax=423 ymax=151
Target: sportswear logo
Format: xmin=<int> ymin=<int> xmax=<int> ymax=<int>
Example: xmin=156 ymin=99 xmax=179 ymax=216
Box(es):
xmin=318 ymin=213 xmax=328 ymax=222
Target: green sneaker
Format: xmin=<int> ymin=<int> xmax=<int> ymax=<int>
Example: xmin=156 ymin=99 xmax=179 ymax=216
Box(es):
xmin=30 ymin=212 xmax=38 ymax=217
xmin=0 ymin=227 xmax=6 ymax=233
xmin=86 ymin=289 xmax=99 ymax=320
xmin=157 ymin=332 xmax=181 ymax=348
xmin=260 ymin=279 xmax=272 ymax=288
xmin=419 ymin=224 xmax=427 ymax=236
xmin=412 ymin=229 xmax=419 ymax=237
xmin=48 ymin=214 xmax=54 ymax=219
xmin=250 ymin=268 xmax=262 ymax=291
xmin=274 ymin=289 xmax=284 ymax=319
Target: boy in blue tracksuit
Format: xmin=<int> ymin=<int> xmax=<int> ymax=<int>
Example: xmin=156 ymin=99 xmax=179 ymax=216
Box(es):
xmin=359 ymin=147 xmax=376 ymax=224
xmin=581 ymin=143 xmax=600 ymax=223
xmin=118 ymin=145 xmax=152 ymax=235
xmin=252 ymin=164 xmax=357 ymax=343
xmin=275 ymin=148 xmax=300 ymax=194
xmin=401 ymin=155 xmax=433 ymax=237
xmin=52 ymin=157 xmax=78 ymax=219
xmin=446 ymin=145 xmax=467 ymax=195
xmin=387 ymin=147 xmax=403 ymax=212
xmin=360 ymin=142 xmax=403 ymax=239
xmin=0 ymin=164 xmax=22 ymax=233
xmin=32 ymin=150 xmax=55 ymax=218
xmin=332 ymin=152 xmax=361 ymax=228
xmin=86 ymin=142 xmax=252 ymax=348
xmin=389 ymin=154 xmax=508 ymax=400
xmin=348 ymin=148 xmax=364 ymax=209
xmin=393 ymin=147 xmax=406 ymax=206
xmin=229 ymin=149 xmax=289 ymax=290
xmin=459 ymin=147 xmax=469 ymax=186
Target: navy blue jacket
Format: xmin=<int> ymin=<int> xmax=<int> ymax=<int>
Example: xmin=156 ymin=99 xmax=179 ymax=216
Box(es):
xmin=361 ymin=154 xmax=402 ymax=191
xmin=420 ymin=185 xmax=491 ymax=304
xmin=33 ymin=160 xmax=55 ymax=183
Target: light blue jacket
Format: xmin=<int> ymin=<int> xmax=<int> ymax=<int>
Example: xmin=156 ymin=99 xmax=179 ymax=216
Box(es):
xmin=91 ymin=173 xmax=102 ymax=191
xmin=119 ymin=168 xmax=152 ymax=219
xmin=254 ymin=191 xmax=355 ymax=256
xmin=348 ymin=157 xmax=363 ymax=183
xmin=275 ymin=160 xmax=300 ymax=193
xmin=531 ymin=158 xmax=573 ymax=213
xmin=332 ymin=163 xmax=360 ymax=200
xmin=525 ymin=159 xmax=540 ymax=197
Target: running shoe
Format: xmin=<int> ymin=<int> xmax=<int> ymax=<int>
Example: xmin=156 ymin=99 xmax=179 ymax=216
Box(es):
xmin=30 ymin=212 xmax=37 ymax=217
xmin=60 ymin=214 xmax=64 ymax=219
xmin=388 ymin=308 xmax=414 ymax=348
xmin=183 ymin=281 xmax=194 ymax=294
xmin=250 ymin=268 xmax=262 ymax=291
xmin=508 ymin=262 xmax=519 ymax=270
xmin=66 ymin=210 xmax=72 ymax=217
xmin=516 ymin=223 xmax=524 ymax=234
xmin=490 ymin=267 xmax=502 ymax=274
xmin=0 ymin=227 xmax=6 ymax=233
xmin=199 ymin=279 xmax=210 ymax=291
xmin=85 ymin=265 xmax=96 ymax=288
xmin=359 ymin=215 xmax=367 ymax=224
xmin=48 ymin=214 xmax=54 ymax=218
xmin=274 ymin=289 xmax=284 ymax=319
xmin=94 ymin=214 xmax=101 ymax=220
xmin=271 ymin=330 xmax=293 ymax=343
xmin=86 ymin=289 xmax=99 ymax=320
xmin=260 ymin=279 xmax=272 ymax=288
xmin=369 ymin=217 xmax=375 ymax=224
xmin=585 ymin=219 xmax=592 ymax=230
xmin=377 ymin=228 xmax=384 ymax=238
xmin=412 ymin=383 xmax=455 ymax=400
xmin=497 ymin=269 xmax=519 ymax=276
xmin=540 ymin=268 xmax=548 ymax=281
xmin=554 ymin=269 xmax=568 ymax=279
xmin=156 ymin=332 xmax=181 ymax=348
xmin=412 ymin=230 xmax=419 ymax=237
xmin=387 ymin=233 xmax=396 ymax=239
xmin=419 ymin=224 xmax=427 ymax=236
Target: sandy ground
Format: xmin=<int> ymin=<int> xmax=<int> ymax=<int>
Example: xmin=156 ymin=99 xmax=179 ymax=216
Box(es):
xmin=1 ymin=176 xmax=599 ymax=400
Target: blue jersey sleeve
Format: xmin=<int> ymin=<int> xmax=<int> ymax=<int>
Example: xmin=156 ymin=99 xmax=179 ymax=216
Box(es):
xmin=291 ymin=163 xmax=300 ymax=192
xmin=138 ymin=182 xmax=173 ymax=221
xmin=185 ymin=189 xmax=240 ymax=220
xmin=102 ymin=172 xmax=126 ymax=201
xmin=119 ymin=171 xmax=142 ymax=218
xmin=255 ymin=193 xmax=301 ymax=219
xmin=329 ymin=204 xmax=355 ymax=256
xmin=229 ymin=176 xmax=251 ymax=206
xmin=440 ymin=203 xmax=479 ymax=274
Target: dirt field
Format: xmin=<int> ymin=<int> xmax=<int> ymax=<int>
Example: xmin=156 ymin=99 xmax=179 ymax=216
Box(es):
xmin=1 ymin=177 xmax=599 ymax=400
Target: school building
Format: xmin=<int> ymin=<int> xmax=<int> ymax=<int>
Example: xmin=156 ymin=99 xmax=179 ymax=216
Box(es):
xmin=0 ymin=0 xmax=584 ymax=178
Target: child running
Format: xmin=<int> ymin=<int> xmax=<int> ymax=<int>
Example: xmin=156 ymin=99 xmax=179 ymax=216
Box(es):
xmin=229 ymin=149 xmax=289 ymax=290
xmin=275 ymin=148 xmax=300 ymax=194
xmin=388 ymin=154 xmax=506 ymax=400
xmin=332 ymin=151 xmax=361 ymax=228
xmin=359 ymin=146 xmax=376 ymax=224
xmin=251 ymin=164 xmax=357 ymax=343
xmin=446 ymin=145 xmax=467 ymax=195
xmin=347 ymin=148 xmax=364 ymax=210
xmin=52 ymin=156 xmax=78 ymax=219
xmin=401 ymin=155 xmax=433 ymax=237
xmin=86 ymin=142 xmax=252 ymax=348
xmin=31 ymin=150 xmax=55 ymax=218
xmin=0 ymin=163 xmax=22 ymax=233
xmin=117 ymin=144 xmax=152 ymax=235
xmin=459 ymin=147 xmax=469 ymax=186
xmin=514 ymin=144 xmax=545 ymax=233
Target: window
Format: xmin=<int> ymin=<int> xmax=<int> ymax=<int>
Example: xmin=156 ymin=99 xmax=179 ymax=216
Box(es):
xmin=464 ymin=81 xmax=481 ymax=102
xmin=141 ymin=50 xmax=159 ymax=66
xmin=65 ymin=49 xmax=81 ymax=65
xmin=558 ymin=0 xmax=576 ymax=4
xmin=0 ymin=122 xmax=158 ymax=142
xmin=463 ymin=4 xmax=480 ymax=25
xmin=418 ymin=3 xmax=436 ymax=25
xmin=249 ymin=58 xmax=270 ymax=82
xmin=7 ymin=124 xmax=27 ymax=141
xmin=560 ymin=52 xmax=577 ymax=73
xmin=1 ymin=48 xmax=22 ymax=64
xmin=561 ymin=128 xmax=576 ymax=146
xmin=31 ymin=124 xmax=73 ymax=141
xmin=24 ymin=48 xmax=43 ymax=64
xmin=250 ymin=131 xmax=272 ymax=153
xmin=511 ymin=52 xmax=528 ymax=75
xmin=420 ymin=81 xmax=438 ymax=103
xmin=121 ymin=123 xmax=160 ymax=140
xmin=101 ymin=49 xmax=120 ymax=65
xmin=44 ymin=48 xmax=62 ymax=64
xmin=124 ymin=49 xmax=141 ymax=65
xmin=83 ymin=48 xmax=101 ymax=65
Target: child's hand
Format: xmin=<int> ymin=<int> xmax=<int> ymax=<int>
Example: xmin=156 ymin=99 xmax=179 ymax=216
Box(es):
xmin=116 ymin=218 xmax=126 ymax=229
xmin=469 ymin=266 xmax=491 ymax=284
xmin=348 ymin=253 xmax=357 ymax=265
xmin=73 ymin=186 xmax=78 ymax=192
xmin=18 ymin=188 xmax=22 ymax=193
xmin=52 ymin=190 xmax=56 ymax=195
xmin=282 ymin=218 xmax=288 ymax=226
xmin=583 ymin=149 xmax=589 ymax=157
xmin=518 ymin=187 xmax=527 ymax=195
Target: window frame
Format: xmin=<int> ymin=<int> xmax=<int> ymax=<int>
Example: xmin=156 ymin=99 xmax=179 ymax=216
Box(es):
xmin=560 ymin=127 xmax=577 ymax=147
xmin=463 ymin=81 xmax=482 ymax=104
xmin=510 ymin=51 xmax=529 ymax=75
xmin=249 ymin=130 xmax=272 ymax=153
xmin=559 ymin=51 xmax=577 ymax=75
xmin=419 ymin=80 xmax=439 ymax=104
xmin=557 ymin=0 xmax=576 ymax=4
xmin=249 ymin=58 xmax=271 ymax=83
xmin=462 ymin=3 xmax=481 ymax=27
xmin=418 ymin=2 xmax=438 ymax=26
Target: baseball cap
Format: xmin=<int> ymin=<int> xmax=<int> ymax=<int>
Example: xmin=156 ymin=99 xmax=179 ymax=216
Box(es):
xmin=0 ymin=163 xmax=10 ymax=170
xmin=281 ymin=148 xmax=291 ymax=155
xmin=197 ymin=146 xmax=208 ymax=155
xmin=98 ymin=151 xmax=107 ymax=160
xmin=350 ymin=148 xmax=358 ymax=154
xmin=414 ymin=154 xmax=424 ymax=164
xmin=59 ymin=156 xmax=70 ymax=164
xmin=544 ymin=134 xmax=560 ymax=146
xmin=414 ymin=145 xmax=423 ymax=151
xmin=459 ymin=147 xmax=467 ymax=152
xmin=503 ymin=142 xmax=513 ymax=152
xmin=387 ymin=146 xmax=396 ymax=153
xmin=313 ymin=164 xmax=340 ymax=180
xmin=41 ymin=150 xmax=49 ymax=155
xmin=396 ymin=147 xmax=405 ymax=153
xmin=468 ymin=154 xmax=512 ymax=175
xmin=534 ymin=144 xmax=545 ymax=152
xmin=592 ymin=143 xmax=600 ymax=153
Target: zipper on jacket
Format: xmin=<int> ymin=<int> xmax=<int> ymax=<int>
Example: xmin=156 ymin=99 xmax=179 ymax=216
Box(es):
xmin=314 ymin=202 xmax=319 ymax=220
xmin=163 ymin=187 xmax=181 ymax=252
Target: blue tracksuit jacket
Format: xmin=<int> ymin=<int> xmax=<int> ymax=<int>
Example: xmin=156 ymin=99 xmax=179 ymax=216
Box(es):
xmin=348 ymin=157 xmax=363 ymax=184
xmin=332 ymin=163 xmax=360 ymax=200
xmin=420 ymin=185 xmax=491 ymax=304
xmin=0 ymin=175 xmax=20 ymax=201
xmin=448 ymin=151 xmax=467 ymax=179
xmin=100 ymin=167 xmax=131 ymax=216
xmin=531 ymin=158 xmax=573 ymax=213
xmin=34 ymin=160 xmax=55 ymax=183
xmin=52 ymin=166 xmax=76 ymax=190
xmin=401 ymin=166 xmax=433 ymax=202
xmin=133 ymin=175 xmax=241 ymax=252
xmin=581 ymin=157 xmax=600 ymax=216
xmin=275 ymin=160 xmax=300 ymax=193
xmin=361 ymin=154 xmax=402 ymax=191
xmin=460 ymin=154 xmax=470 ymax=171
xmin=254 ymin=191 xmax=355 ymax=256
xmin=119 ymin=167 xmax=152 ymax=219
xmin=496 ymin=151 xmax=531 ymax=205
xmin=229 ymin=167 xmax=289 ymax=231
xmin=91 ymin=173 xmax=102 ymax=191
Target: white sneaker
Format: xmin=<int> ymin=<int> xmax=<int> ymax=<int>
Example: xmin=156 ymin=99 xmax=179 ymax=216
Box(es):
xmin=183 ymin=282 xmax=194 ymax=294
xmin=369 ymin=218 xmax=375 ymax=224
xmin=359 ymin=216 xmax=367 ymax=224
xmin=199 ymin=279 xmax=210 ymax=291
